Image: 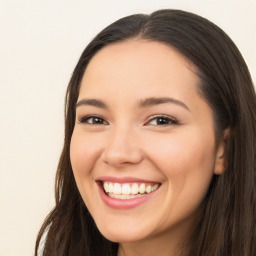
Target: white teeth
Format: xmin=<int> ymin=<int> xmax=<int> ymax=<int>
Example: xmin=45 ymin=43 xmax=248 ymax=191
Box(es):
xmin=108 ymin=193 xmax=146 ymax=199
xmin=121 ymin=184 xmax=131 ymax=195
xmin=131 ymin=183 xmax=139 ymax=194
xmin=113 ymin=183 xmax=121 ymax=194
xmin=146 ymin=185 xmax=152 ymax=193
xmin=139 ymin=183 xmax=146 ymax=194
xmin=102 ymin=182 xmax=160 ymax=198
xmin=108 ymin=183 xmax=114 ymax=193
xmin=103 ymin=182 xmax=109 ymax=193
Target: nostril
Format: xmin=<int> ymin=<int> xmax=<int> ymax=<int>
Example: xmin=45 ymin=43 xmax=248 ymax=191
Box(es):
xmin=102 ymin=146 xmax=143 ymax=167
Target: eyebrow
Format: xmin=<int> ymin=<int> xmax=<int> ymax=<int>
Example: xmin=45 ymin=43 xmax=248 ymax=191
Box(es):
xmin=138 ymin=97 xmax=190 ymax=111
xmin=76 ymin=98 xmax=107 ymax=109
xmin=76 ymin=97 xmax=190 ymax=111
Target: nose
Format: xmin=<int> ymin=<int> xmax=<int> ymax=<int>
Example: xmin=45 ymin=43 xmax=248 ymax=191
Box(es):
xmin=101 ymin=126 xmax=143 ymax=167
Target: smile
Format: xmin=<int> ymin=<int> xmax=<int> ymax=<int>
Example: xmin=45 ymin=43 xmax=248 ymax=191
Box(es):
xmin=102 ymin=182 xmax=160 ymax=199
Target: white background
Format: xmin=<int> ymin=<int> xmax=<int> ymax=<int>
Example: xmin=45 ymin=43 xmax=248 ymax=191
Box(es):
xmin=0 ymin=0 xmax=255 ymax=255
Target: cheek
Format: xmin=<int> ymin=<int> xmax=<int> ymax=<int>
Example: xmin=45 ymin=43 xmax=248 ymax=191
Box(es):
xmin=70 ymin=132 xmax=102 ymax=174
xmin=69 ymin=132 xmax=104 ymax=205
xmin=148 ymin=129 xmax=216 ymax=175
xmin=146 ymin=130 xmax=216 ymax=199
xmin=147 ymin=131 xmax=216 ymax=225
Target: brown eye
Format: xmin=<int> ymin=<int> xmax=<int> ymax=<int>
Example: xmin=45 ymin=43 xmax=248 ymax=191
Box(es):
xmin=146 ymin=115 xmax=178 ymax=126
xmin=79 ymin=116 xmax=108 ymax=125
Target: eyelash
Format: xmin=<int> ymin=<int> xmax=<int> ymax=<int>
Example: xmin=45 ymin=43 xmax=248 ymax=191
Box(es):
xmin=78 ymin=114 xmax=179 ymax=126
xmin=146 ymin=115 xmax=179 ymax=126
xmin=79 ymin=115 xmax=108 ymax=125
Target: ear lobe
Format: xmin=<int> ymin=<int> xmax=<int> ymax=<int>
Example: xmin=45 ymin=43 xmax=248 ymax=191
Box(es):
xmin=214 ymin=128 xmax=230 ymax=175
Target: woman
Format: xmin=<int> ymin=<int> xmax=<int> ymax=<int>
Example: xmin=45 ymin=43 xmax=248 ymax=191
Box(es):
xmin=35 ymin=9 xmax=256 ymax=256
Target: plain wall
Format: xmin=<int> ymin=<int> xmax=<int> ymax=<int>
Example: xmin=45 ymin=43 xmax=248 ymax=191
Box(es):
xmin=0 ymin=0 xmax=255 ymax=255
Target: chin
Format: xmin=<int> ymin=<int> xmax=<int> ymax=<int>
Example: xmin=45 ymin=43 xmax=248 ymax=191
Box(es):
xmin=96 ymin=222 xmax=151 ymax=243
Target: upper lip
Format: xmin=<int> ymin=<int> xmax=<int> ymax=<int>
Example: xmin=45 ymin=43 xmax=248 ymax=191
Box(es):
xmin=96 ymin=176 xmax=161 ymax=184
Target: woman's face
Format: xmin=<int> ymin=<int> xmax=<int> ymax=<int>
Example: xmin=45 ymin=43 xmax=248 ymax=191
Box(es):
xmin=70 ymin=40 xmax=225 ymax=244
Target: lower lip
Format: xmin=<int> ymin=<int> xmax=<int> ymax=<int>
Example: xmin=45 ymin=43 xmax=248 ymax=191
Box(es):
xmin=97 ymin=183 xmax=159 ymax=210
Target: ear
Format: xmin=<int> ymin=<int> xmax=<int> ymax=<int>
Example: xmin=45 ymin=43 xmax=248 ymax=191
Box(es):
xmin=214 ymin=128 xmax=230 ymax=175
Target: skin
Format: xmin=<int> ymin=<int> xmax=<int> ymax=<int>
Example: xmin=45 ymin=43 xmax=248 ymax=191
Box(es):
xmin=70 ymin=40 xmax=226 ymax=256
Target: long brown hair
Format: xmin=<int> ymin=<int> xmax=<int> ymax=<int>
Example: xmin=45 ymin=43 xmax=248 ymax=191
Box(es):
xmin=35 ymin=9 xmax=256 ymax=256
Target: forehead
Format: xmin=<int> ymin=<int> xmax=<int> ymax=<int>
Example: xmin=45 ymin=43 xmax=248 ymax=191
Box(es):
xmin=80 ymin=40 xmax=200 ymax=99
xmin=84 ymin=40 xmax=196 ymax=77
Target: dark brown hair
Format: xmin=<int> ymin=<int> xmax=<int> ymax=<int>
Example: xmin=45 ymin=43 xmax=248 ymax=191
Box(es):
xmin=35 ymin=9 xmax=256 ymax=256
